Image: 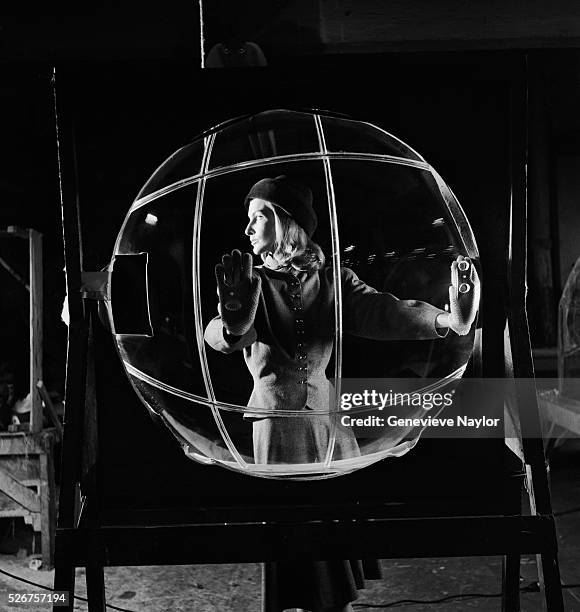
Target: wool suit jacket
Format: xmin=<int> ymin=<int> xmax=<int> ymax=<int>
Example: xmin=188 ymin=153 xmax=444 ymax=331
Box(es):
xmin=204 ymin=264 xmax=447 ymax=417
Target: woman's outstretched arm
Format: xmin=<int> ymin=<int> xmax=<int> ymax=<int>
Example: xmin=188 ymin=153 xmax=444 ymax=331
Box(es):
xmin=342 ymin=256 xmax=479 ymax=341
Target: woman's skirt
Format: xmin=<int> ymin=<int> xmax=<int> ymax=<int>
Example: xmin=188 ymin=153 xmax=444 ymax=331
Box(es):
xmin=252 ymin=412 xmax=360 ymax=464
xmin=253 ymin=414 xmax=382 ymax=612
xmin=263 ymin=558 xmax=381 ymax=612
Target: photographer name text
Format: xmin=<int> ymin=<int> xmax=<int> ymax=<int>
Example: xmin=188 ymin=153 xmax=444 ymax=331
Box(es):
xmin=340 ymin=415 xmax=500 ymax=428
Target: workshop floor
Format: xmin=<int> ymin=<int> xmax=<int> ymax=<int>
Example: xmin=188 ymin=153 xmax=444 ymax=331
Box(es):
xmin=0 ymin=432 xmax=580 ymax=612
xmin=0 ymin=439 xmax=578 ymax=612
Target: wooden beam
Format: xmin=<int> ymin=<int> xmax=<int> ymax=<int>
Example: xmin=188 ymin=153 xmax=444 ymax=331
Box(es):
xmin=39 ymin=441 xmax=57 ymax=569
xmin=317 ymin=0 xmax=580 ymax=50
xmin=29 ymin=229 xmax=43 ymax=433
xmin=0 ymin=467 xmax=40 ymax=513
xmin=0 ymin=255 xmax=29 ymax=289
xmin=55 ymin=514 xmax=558 ymax=567
xmin=37 ymin=381 xmax=64 ymax=441
xmin=0 ymin=226 xmax=29 ymax=239
xmin=0 ymin=433 xmax=46 ymax=455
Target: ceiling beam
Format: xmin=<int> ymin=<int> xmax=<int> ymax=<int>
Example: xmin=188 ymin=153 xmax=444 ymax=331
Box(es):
xmin=1 ymin=1 xmax=580 ymax=62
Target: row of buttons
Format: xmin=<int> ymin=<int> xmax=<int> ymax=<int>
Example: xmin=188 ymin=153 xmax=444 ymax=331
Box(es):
xmin=295 ymin=318 xmax=307 ymax=366
xmin=289 ymin=279 xmax=302 ymax=312
xmin=292 ymin=279 xmax=307 ymax=384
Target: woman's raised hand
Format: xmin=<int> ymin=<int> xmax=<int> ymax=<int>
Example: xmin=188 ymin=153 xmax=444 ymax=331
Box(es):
xmin=215 ymin=249 xmax=261 ymax=336
xmin=447 ymin=255 xmax=481 ymax=336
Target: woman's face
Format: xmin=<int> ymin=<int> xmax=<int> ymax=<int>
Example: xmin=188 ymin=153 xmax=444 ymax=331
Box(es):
xmin=245 ymin=198 xmax=277 ymax=255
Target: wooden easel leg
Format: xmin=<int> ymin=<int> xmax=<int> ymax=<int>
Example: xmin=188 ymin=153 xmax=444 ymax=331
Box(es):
xmin=86 ymin=559 xmax=106 ymax=612
xmin=523 ymin=463 xmax=565 ymax=611
xmin=262 ymin=562 xmax=269 ymax=612
xmin=39 ymin=440 xmax=56 ymax=569
xmin=262 ymin=562 xmax=277 ymax=612
xmin=502 ymin=553 xmax=521 ymax=612
xmin=53 ymin=564 xmax=75 ymax=612
xmin=538 ymin=552 xmax=565 ymax=611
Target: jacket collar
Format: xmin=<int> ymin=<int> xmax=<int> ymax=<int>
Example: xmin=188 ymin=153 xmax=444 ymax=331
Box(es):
xmin=260 ymin=255 xmax=309 ymax=279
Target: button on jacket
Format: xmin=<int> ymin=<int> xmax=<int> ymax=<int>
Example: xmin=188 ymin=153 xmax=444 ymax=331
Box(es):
xmin=204 ymin=264 xmax=446 ymax=417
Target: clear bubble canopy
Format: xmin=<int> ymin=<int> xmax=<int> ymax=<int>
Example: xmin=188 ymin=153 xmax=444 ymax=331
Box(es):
xmin=558 ymin=255 xmax=580 ymax=398
xmin=109 ymin=109 xmax=480 ymax=479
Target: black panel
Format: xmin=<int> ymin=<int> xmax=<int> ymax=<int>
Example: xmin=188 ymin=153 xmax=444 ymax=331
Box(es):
xmin=56 ymin=53 xmax=519 ymax=512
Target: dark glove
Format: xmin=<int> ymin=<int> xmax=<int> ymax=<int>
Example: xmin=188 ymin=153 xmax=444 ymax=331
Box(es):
xmin=215 ymin=249 xmax=261 ymax=336
xmin=448 ymin=255 xmax=481 ymax=336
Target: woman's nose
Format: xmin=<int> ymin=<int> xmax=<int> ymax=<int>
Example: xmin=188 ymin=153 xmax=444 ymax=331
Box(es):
xmin=244 ymin=221 xmax=253 ymax=235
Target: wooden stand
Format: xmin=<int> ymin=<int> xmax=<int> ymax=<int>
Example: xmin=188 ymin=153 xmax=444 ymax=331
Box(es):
xmin=0 ymin=227 xmax=57 ymax=568
xmin=0 ymin=430 xmax=57 ymax=568
xmin=52 ymin=57 xmax=564 ymax=612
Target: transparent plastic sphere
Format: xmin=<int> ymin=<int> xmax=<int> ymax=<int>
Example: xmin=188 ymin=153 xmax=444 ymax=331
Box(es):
xmin=109 ymin=109 xmax=480 ymax=480
xmin=558 ymin=255 xmax=580 ymax=399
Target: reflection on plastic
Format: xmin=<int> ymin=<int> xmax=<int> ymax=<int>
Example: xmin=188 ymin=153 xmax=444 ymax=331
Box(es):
xmin=110 ymin=254 xmax=153 ymax=336
xmin=109 ymin=109 xmax=480 ymax=479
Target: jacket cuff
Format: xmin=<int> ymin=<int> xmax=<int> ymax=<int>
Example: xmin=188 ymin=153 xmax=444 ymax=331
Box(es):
xmin=223 ymin=329 xmax=242 ymax=344
xmin=204 ymin=317 xmax=257 ymax=353
xmin=218 ymin=326 xmax=257 ymax=352
xmin=434 ymin=311 xmax=450 ymax=338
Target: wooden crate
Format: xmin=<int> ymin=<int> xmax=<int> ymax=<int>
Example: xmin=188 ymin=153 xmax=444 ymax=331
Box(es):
xmin=0 ymin=429 xmax=57 ymax=568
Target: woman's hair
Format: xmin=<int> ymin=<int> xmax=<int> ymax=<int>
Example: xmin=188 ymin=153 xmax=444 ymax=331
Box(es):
xmin=262 ymin=201 xmax=325 ymax=272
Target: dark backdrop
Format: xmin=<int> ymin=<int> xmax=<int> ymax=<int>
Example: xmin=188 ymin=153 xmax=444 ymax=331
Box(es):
xmin=56 ymin=54 xmax=518 ymax=521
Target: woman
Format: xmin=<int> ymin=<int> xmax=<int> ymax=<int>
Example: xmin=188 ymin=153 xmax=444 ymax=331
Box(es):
xmin=204 ymin=175 xmax=479 ymax=611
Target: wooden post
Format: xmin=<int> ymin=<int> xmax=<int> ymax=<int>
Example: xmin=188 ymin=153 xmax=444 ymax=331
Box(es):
xmin=39 ymin=432 xmax=57 ymax=569
xmin=528 ymin=65 xmax=558 ymax=346
xmin=29 ymin=229 xmax=43 ymax=433
xmin=52 ymin=64 xmax=89 ymax=611
xmin=502 ymin=554 xmax=521 ymax=611
xmin=507 ymin=62 xmax=565 ymax=611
